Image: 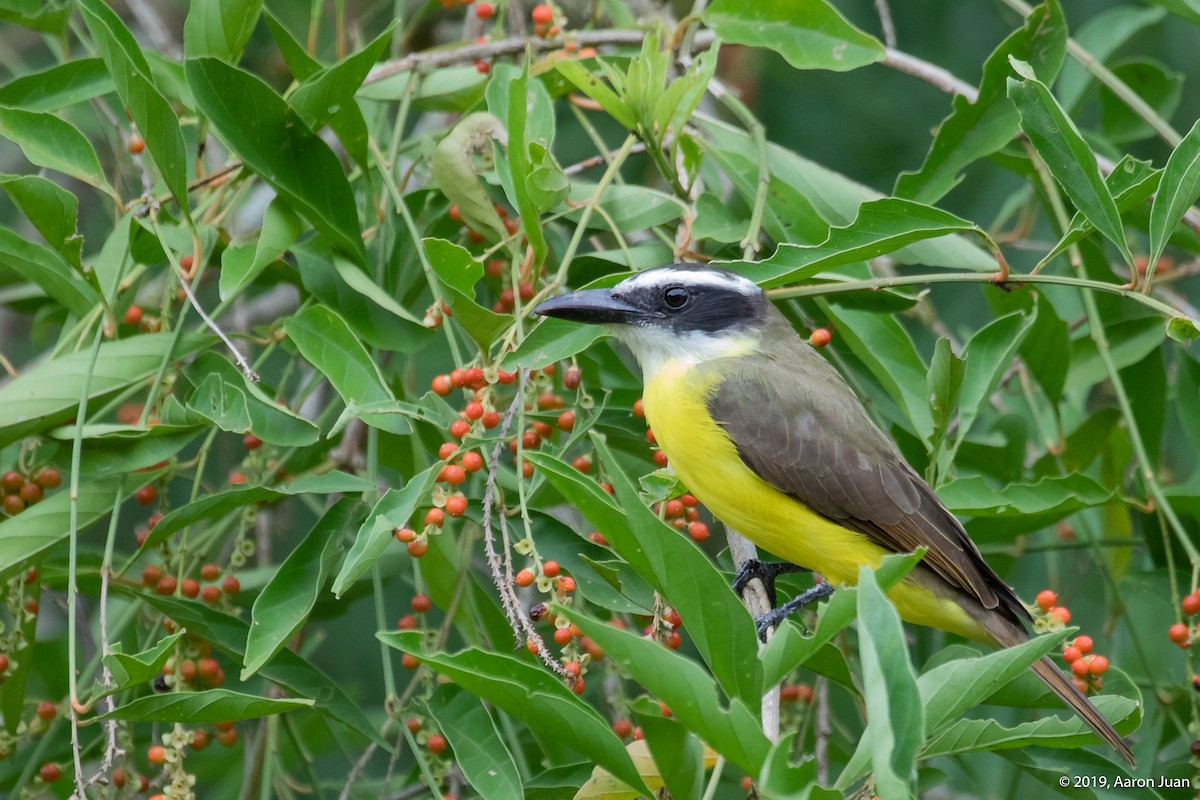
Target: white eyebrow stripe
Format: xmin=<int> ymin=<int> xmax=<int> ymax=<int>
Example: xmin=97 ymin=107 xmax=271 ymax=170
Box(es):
xmin=621 ymin=268 xmax=759 ymax=295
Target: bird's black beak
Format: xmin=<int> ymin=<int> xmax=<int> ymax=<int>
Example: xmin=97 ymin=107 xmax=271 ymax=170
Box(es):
xmin=533 ymin=289 xmax=642 ymax=325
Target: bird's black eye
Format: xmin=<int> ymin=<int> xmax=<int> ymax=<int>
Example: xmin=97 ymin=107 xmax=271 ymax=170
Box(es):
xmin=663 ymin=286 xmax=689 ymax=310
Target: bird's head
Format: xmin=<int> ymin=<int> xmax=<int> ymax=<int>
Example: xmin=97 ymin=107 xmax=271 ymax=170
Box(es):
xmin=533 ymin=265 xmax=769 ymax=373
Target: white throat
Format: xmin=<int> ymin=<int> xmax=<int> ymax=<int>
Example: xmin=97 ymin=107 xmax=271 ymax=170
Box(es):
xmin=615 ymin=325 xmax=756 ymax=379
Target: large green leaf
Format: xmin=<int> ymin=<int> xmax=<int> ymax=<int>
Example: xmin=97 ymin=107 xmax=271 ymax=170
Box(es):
xmin=424 ymin=238 xmax=511 ymax=347
xmin=286 ymin=306 xmax=394 ymax=406
xmin=77 ymin=0 xmax=190 ymax=211
xmin=0 ymin=333 xmax=208 ymax=449
xmin=138 ymin=593 xmax=386 ymax=747
xmin=183 ymin=0 xmax=265 ymax=62
xmin=1148 ymin=118 xmax=1200 ymax=279
xmin=1008 ymin=59 xmax=1132 ymax=265
xmin=427 ymin=686 xmax=523 ymax=800
xmin=243 ymin=499 xmax=364 ymax=678
xmin=219 ymin=197 xmax=304 ymax=300
xmin=0 ymin=106 xmax=109 ymax=192
xmin=0 ymin=58 xmax=113 ymax=111
xmin=100 ymin=631 xmax=187 ymax=694
xmin=702 ymin=0 xmax=885 ymax=72
xmin=895 ymin=0 xmax=1067 ymax=202
xmin=184 ymin=56 xmax=367 ymax=265
xmin=184 ymin=352 xmax=320 ymax=446
xmin=101 ymin=689 xmax=312 ymax=723
xmin=0 ymin=174 xmax=81 ymax=267
xmin=380 ymin=631 xmax=650 ymax=795
xmin=0 ymin=224 xmax=96 ymax=318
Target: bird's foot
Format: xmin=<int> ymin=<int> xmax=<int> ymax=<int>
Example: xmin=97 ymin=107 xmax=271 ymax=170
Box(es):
xmin=732 ymin=559 xmax=810 ymax=607
xmin=753 ymin=581 xmax=836 ymax=642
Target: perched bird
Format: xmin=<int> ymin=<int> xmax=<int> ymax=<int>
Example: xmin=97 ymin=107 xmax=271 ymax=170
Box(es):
xmin=534 ymin=264 xmax=1133 ymax=765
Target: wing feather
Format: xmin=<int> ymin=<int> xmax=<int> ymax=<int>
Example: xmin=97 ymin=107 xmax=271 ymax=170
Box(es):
xmin=705 ymin=345 xmax=1028 ymax=623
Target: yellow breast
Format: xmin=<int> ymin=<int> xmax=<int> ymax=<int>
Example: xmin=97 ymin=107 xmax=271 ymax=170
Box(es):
xmin=642 ymin=358 xmax=988 ymax=642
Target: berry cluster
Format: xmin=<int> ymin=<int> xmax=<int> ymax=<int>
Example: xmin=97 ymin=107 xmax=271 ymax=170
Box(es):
xmin=1034 ymin=591 xmax=1112 ymax=693
xmin=158 ymin=623 xmax=229 ymax=691
xmin=1033 ymin=589 xmax=1072 ymax=629
xmin=653 ymin=493 xmax=705 ymax=541
xmin=1 ymin=466 xmax=60 ymax=516
xmin=1167 ymin=587 xmax=1200 ymax=649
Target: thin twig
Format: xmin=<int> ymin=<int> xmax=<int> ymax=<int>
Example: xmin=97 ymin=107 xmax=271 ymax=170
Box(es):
xmin=875 ymin=0 xmax=897 ymax=48
xmin=724 ymin=527 xmax=780 ymax=742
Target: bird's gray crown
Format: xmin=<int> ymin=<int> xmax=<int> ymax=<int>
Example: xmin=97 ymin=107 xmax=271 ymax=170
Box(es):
xmin=611 ymin=264 xmax=767 ymax=334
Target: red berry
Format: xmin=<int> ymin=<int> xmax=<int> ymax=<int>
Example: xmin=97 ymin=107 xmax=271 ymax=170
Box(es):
xmin=613 ymin=719 xmax=633 ymax=738
xmin=665 ymin=631 xmax=681 ymax=649
xmin=3 ymin=494 xmax=24 ymax=515
xmin=395 ymin=527 xmax=416 ymax=542
xmin=431 ymin=375 xmax=453 ymax=396
xmin=808 ymin=328 xmax=832 ymax=347
xmin=557 ymin=576 xmax=576 ymax=593
xmin=1 ymin=471 xmax=23 ymax=493
xmin=515 ymin=568 xmax=534 ymax=587
xmin=1073 ymin=635 xmax=1093 ymax=654
xmin=191 ymin=729 xmax=209 ymax=750
xmin=33 ymin=468 xmax=61 ymax=489
xmin=217 ymin=729 xmax=237 ymax=747
xmin=201 ymin=563 xmax=220 ymax=581
xmin=40 ymin=762 xmax=61 ymax=783
xmin=397 ymin=615 xmax=418 ymax=630
xmin=124 ymin=304 xmax=143 ymax=325
xmin=445 ymin=494 xmax=468 ymax=517
xmin=201 ymin=585 xmax=221 ymax=603
xmin=412 ymin=594 xmax=432 ymax=613
xmin=531 ymin=3 xmax=553 ymax=25
xmin=653 ymin=451 xmax=669 ymax=467
xmin=427 ymin=733 xmax=448 ymax=755
xmin=407 ymin=539 xmax=428 ymax=557
xmin=1035 ymin=590 xmax=1056 ymax=612
xmin=481 ymin=410 xmax=500 ymax=429
xmin=141 ymin=564 xmax=163 ymax=587
xmin=553 ymin=627 xmax=573 ymax=645
xmin=572 ymin=455 xmax=591 ymax=473
xmin=464 ymin=401 xmax=485 ymax=420
xmin=401 ymin=653 xmax=420 ymax=669
xmin=632 ymin=398 xmax=645 ymax=418
xmin=179 ymin=255 xmax=194 ymax=271
xmin=1062 ymin=646 xmax=1082 ymax=663
xmin=1184 ymin=593 xmax=1200 ymax=616
xmin=18 ymin=482 xmax=41 ymax=504
xmin=687 ymin=521 xmax=709 ymax=542
xmin=542 ymin=560 xmax=560 ymax=578
xmin=796 ymin=684 xmax=814 ymax=703
xmin=475 ymin=59 xmax=490 ymax=74
xmin=780 ymin=684 xmax=801 ymax=702
xmin=1050 ymin=606 xmax=1071 ymax=624
xmin=475 ymin=2 xmax=493 ymax=18
xmin=1088 ymin=656 xmax=1109 ymax=676
xmin=147 ymin=745 xmax=166 ymax=764
xmin=36 ymin=700 xmax=56 ymax=721
xmin=1071 ymin=658 xmax=1090 ymax=677
xmin=442 ymin=465 xmax=466 ymax=486
xmin=135 ymin=485 xmax=157 ymax=505
xmin=563 ymin=367 xmax=581 ymax=390
xmin=425 ymin=508 xmax=445 ymax=527
xmin=406 ymin=717 xmax=422 ymax=733
xmin=181 ymin=578 xmax=200 ymax=599
xmin=450 ymin=369 xmax=468 ymax=388
xmin=449 ymin=420 xmax=471 ymax=440
xmin=156 ymin=575 xmax=177 ymax=595
xmin=128 ymin=135 xmax=145 ymax=155
xmin=243 ymin=433 xmax=263 ymax=450
xmin=448 ymin=205 xmax=462 ymax=223
xmin=229 ymin=472 xmax=248 ymax=485
xmin=222 ymin=576 xmax=240 ymax=595
xmin=462 ymin=452 xmax=483 ymax=472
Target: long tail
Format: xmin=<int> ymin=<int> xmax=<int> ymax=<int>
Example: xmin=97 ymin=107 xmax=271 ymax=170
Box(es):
xmin=984 ymin=615 xmax=1134 ymax=765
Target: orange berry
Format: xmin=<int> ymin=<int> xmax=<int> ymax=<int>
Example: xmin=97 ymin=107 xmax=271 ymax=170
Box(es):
xmin=613 ymin=718 xmax=632 ymax=738
xmin=1049 ymin=606 xmax=1071 ymax=624
xmin=147 ymin=745 xmax=166 ymax=764
xmin=481 ymin=410 xmax=500 ymax=429
xmin=217 ymin=729 xmax=237 ymax=747
xmin=1184 ymin=593 xmax=1200 ymax=616
xmin=531 ymin=3 xmax=553 ymax=24
xmin=542 ymin=560 xmax=560 ymax=578
xmin=222 ymin=575 xmax=241 ymax=594
xmin=36 ymin=700 xmax=56 ymax=721
xmin=653 ymin=451 xmax=668 ymax=467
xmin=407 ymin=539 xmax=428 ymax=557
xmin=808 ymin=328 xmax=832 ymax=347
xmin=442 ymin=465 xmax=466 ymax=486
xmin=124 ymin=304 xmax=143 ymax=325
xmin=515 ymin=568 xmax=535 ymax=587
xmin=632 ymin=398 xmax=644 ymax=417
xmin=557 ymin=576 xmax=576 ymax=593
xmin=135 ymin=485 xmax=158 ymax=505
xmin=1088 ymin=655 xmax=1109 ymax=676
xmin=156 ymin=575 xmax=177 ymax=595
xmin=464 ymin=401 xmax=485 ymax=420
xmin=425 ymin=508 xmax=444 ymax=527
xmin=563 ymin=366 xmax=581 ymax=389
xmin=397 ymin=615 xmax=418 ymax=630
xmin=475 ymin=60 xmax=490 ymax=74
xmin=401 ymin=653 xmax=420 ymax=670
xmin=445 ymin=494 xmax=467 ymax=517
xmin=1062 ymin=646 xmax=1082 ymax=663
xmin=1071 ymin=658 xmax=1090 ymax=677
xmin=553 ymin=627 xmax=572 ymax=645
xmin=142 ymin=564 xmax=163 ymax=587
xmin=1035 ymin=590 xmax=1056 ymax=612
xmin=427 ymin=733 xmax=447 ymax=755
xmin=1073 ymin=635 xmax=1093 ymax=654
xmin=462 ymin=452 xmax=483 ymax=471
xmin=181 ymin=578 xmax=200 ymax=599
xmin=412 ymin=594 xmax=432 ymax=613
xmin=201 ymin=563 xmax=220 ymax=581
xmin=572 ymin=455 xmax=591 ymax=473
xmin=450 ymin=420 xmax=471 ymax=440
xmin=558 ymin=410 xmax=576 ymax=431
xmin=128 ymin=135 xmax=145 ymax=154
xmin=201 ymin=585 xmax=221 ymax=603
xmin=243 ymin=433 xmax=263 ymax=450
xmin=448 ymin=205 xmax=462 ymax=223
xmin=687 ymin=521 xmax=709 ymax=542
xmin=571 ymin=677 xmax=585 ymax=694
xmin=229 ymin=472 xmax=248 ymax=485
xmin=431 ymin=375 xmax=453 ymax=396
xmin=521 ymin=460 xmax=534 ymax=478
xmin=395 ymin=527 xmax=416 ymax=543
xmin=588 ymin=531 xmax=607 ymax=545
xmin=191 ymin=729 xmax=209 ymax=750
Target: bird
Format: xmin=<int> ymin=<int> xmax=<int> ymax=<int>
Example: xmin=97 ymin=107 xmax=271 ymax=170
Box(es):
xmin=534 ymin=264 xmax=1134 ymax=765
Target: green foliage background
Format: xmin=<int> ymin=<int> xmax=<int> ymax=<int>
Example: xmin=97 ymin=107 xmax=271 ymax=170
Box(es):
xmin=0 ymin=0 xmax=1197 ymax=798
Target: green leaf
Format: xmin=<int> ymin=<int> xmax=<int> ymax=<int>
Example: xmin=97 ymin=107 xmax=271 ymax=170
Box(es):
xmin=940 ymin=474 xmax=1115 ymax=540
xmin=77 ymin=0 xmax=190 ymax=212
xmin=138 ymin=593 xmax=387 ymax=747
xmin=1099 ymin=59 xmax=1183 ymax=145
xmin=567 ymin=607 xmax=771 ymax=775
xmin=486 ymin=61 xmax=551 ymax=262
xmin=0 ymin=224 xmax=96 ymax=318
xmin=379 ymin=631 xmax=650 ymax=796
xmin=702 ymin=0 xmax=885 ymax=72
xmin=424 ymin=238 xmax=512 ymax=347
xmin=821 ymin=303 xmax=935 ymax=444
xmin=0 ymin=478 xmax=142 ymax=579
xmin=128 ymin=472 xmax=372 ymax=559
xmin=427 ymin=686 xmax=523 ymax=800
xmin=1149 ymin=118 xmax=1200 ymax=276
xmin=431 ymin=112 xmax=508 ymax=241
xmin=724 ymin=198 xmax=997 ymax=288
xmin=287 ymin=22 xmax=394 ymax=173
xmin=919 ymin=631 xmax=1069 ymax=733
xmin=55 ymin=422 xmax=202 ymax=479
xmin=555 ymin=59 xmax=636 ymax=129
xmin=185 ymin=352 xmax=318 ymax=446
xmin=0 ymin=58 xmax=113 ymax=112
xmin=100 ymin=688 xmax=312 ymax=723
xmin=185 ymin=56 xmax=367 ymax=265
xmin=243 ymin=499 xmax=365 ymax=678
xmin=637 ymin=715 xmax=704 ymax=800
xmin=896 ymin=0 xmax=1067 ymax=202
xmin=541 ymin=437 xmax=763 ymax=707
xmin=101 ymin=631 xmax=186 ymax=692
xmin=564 ymin=182 xmax=683 ymax=232
xmin=0 ymin=333 xmax=208 ymax=449
xmin=1008 ymin=58 xmax=1132 ymax=265
xmin=1020 ymin=291 xmax=1070 ymax=402
xmin=286 ymin=306 xmax=394 ymax=406
xmin=0 ymin=174 xmax=81 ymax=267
xmin=0 ymin=106 xmax=109 ymax=192
xmin=219 ymin=197 xmax=304 ymax=300
xmin=954 ymin=311 xmax=1034 ymax=450
xmin=927 ymin=337 xmax=965 ymax=467
xmin=331 ymin=465 xmax=440 ymax=596
xmin=183 ymin=0 xmax=265 ymax=62
xmin=836 ymin=567 xmax=923 ymax=796
xmin=502 ymin=319 xmax=610 ymax=372
xmin=0 ymin=0 xmax=71 ymax=32
xmin=1168 ymin=316 xmax=1200 ymax=342
xmin=1068 ymin=316 xmax=1165 ymax=388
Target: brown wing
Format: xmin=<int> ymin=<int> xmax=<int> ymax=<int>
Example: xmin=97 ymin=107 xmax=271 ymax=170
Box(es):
xmin=706 ymin=340 xmax=1029 ymax=625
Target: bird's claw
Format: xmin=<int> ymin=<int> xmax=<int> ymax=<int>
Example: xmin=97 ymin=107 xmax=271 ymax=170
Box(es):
xmin=751 ymin=582 xmax=836 ymax=643
xmin=732 ymin=558 xmax=810 ymax=607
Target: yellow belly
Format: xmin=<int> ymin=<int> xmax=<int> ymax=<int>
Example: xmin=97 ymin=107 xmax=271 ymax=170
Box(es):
xmin=644 ymin=359 xmax=988 ymax=642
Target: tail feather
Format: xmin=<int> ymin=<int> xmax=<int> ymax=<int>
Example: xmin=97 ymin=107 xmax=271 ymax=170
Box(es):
xmin=982 ymin=612 xmax=1134 ymax=765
